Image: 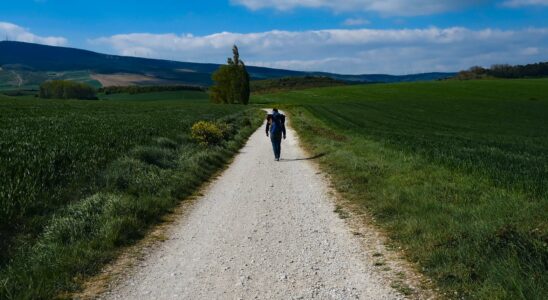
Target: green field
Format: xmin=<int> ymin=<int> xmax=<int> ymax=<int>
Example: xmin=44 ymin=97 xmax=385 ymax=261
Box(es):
xmin=255 ymin=79 xmax=548 ymax=299
xmin=0 ymin=91 xmax=261 ymax=299
xmin=99 ymin=90 xmax=210 ymax=101
xmin=0 ymin=69 xmax=101 ymax=91
xmin=250 ymin=76 xmax=347 ymax=94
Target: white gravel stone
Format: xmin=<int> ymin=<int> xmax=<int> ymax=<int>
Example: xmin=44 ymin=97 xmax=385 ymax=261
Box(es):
xmin=102 ymin=117 xmax=402 ymax=299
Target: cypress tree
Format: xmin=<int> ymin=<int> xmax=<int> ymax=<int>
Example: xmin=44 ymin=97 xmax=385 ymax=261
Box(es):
xmin=210 ymin=45 xmax=250 ymax=105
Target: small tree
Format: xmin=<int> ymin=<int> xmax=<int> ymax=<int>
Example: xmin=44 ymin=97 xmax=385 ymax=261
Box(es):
xmin=210 ymin=45 xmax=250 ymax=105
xmin=210 ymin=65 xmax=233 ymax=104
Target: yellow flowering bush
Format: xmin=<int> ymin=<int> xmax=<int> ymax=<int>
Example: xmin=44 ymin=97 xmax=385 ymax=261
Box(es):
xmin=191 ymin=121 xmax=224 ymax=146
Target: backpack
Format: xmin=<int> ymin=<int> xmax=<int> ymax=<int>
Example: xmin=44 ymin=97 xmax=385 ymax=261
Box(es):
xmin=270 ymin=113 xmax=285 ymax=135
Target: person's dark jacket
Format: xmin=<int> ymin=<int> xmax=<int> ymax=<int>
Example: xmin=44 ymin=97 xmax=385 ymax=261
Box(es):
xmin=266 ymin=112 xmax=286 ymax=138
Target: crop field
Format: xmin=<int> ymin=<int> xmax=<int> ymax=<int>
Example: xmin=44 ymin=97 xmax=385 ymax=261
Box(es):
xmin=0 ymin=69 xmax=101 ymax=91
xmin=0 ymin=93 xmax=261 ymax=299
xmin=100 ymin=90 xmax=209 ymax=102
xmin=255 ymin=79 xmax=548 ymax=298
xmin=250 ymin=76 xmax=347 ymax=94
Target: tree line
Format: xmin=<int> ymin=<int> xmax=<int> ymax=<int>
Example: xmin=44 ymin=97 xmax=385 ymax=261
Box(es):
xmin=39 ymin=80 xmax=97 ymax=100
xmin=251 ymin=76 xmax=347 ymax=94
xmin=210 ymin=45 xmax=250 ymax=105
xmin=457 ymin=62 xmax=548 ymax=80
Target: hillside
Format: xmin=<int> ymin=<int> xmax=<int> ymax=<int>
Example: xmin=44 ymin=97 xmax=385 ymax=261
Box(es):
xmin=0 ymin=41 xmax=455 ymax=89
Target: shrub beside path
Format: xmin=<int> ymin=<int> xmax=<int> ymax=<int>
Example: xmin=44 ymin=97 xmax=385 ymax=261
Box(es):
xmin=100 ymin=119 xmax=413 ymax=299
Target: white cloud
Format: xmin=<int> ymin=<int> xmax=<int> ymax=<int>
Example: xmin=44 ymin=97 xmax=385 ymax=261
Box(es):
xmin=502 ymin=0 xmax=548 ymax=7
xmin=91 ymin=27 xmax=548 ymax=75
xmin=231 ymin=0 xmax=483 ymax=16
xmin=343 ymin=18 xmax=371 ymax=26
xmin=0 ymin=22 xmax=67 ymax=46
xmin=520 ymin=47 xmax=540 ymax=55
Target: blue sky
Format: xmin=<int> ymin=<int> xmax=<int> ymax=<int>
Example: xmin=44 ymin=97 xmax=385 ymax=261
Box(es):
xmin=1 ymin=0 xmax=547 ymax=74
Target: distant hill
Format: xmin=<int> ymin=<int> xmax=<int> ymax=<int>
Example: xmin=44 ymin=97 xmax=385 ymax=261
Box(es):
xmin=0 ymin=41 xmax=455 ymax=89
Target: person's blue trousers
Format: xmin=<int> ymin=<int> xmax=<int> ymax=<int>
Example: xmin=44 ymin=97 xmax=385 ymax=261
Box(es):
xmin=270 ymin=134 xmax=282 ymax=159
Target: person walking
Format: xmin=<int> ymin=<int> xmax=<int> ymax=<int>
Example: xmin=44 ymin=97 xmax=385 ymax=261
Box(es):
xmin=266 ymin=108 xmax=286 ymax=161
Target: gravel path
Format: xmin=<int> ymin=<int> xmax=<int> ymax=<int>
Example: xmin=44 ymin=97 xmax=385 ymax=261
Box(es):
xmin=103 ymin=118 xmax=401 ymax=300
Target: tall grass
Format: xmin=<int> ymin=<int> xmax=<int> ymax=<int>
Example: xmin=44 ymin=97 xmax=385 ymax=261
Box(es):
xmin=0 ymin=96 xmax=231 ymax=256
xmin=255 ymin=79 xmax=548 ymax=299
xmin=0 ymin=95 xmax=262 ymax=299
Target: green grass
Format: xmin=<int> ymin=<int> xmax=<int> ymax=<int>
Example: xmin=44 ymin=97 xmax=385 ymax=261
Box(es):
xmin=100 ymin=90 xmax=209 ymax=101
xmin=255 ymin=79 xmax=548 ymax=299
xmin=0 ymin=94 xmax=261 ymax=299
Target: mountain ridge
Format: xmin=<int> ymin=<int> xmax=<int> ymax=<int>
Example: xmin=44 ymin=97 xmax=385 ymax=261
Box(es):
xmin=0 ymin=41 xmax=455 ymax=88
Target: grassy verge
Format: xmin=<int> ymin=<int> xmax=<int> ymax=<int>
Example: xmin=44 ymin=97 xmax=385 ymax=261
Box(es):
xmin=255 ymin=79 xmax=548 ymax=299
xmin=0 ymin=95 xmax=262 ymax=299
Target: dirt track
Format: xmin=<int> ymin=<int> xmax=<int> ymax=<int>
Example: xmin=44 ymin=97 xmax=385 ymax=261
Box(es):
xmin=101 ymin=119 xmax=404 ymax=299
xmin=11 ymin=71 xmax=22 ymax=87
xmin=91 ymin=73 xmax=171 ymax=87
